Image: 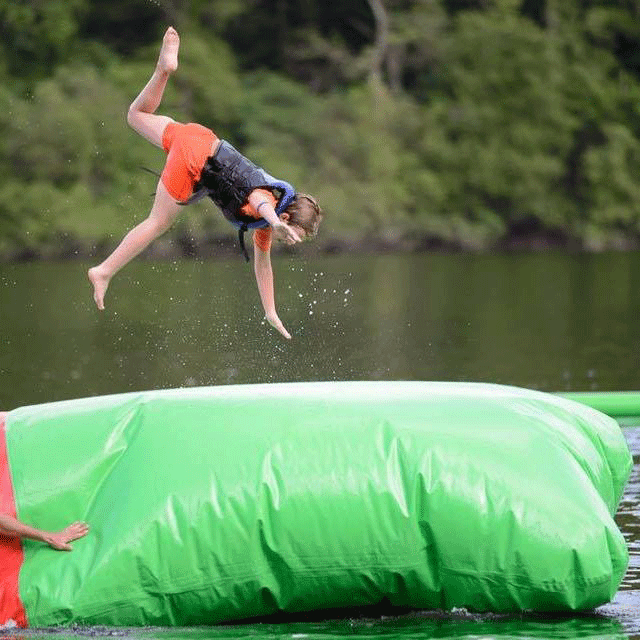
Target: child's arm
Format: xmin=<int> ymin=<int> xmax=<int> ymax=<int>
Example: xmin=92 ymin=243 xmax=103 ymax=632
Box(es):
xmin=0 ymin=513 xmax=89 ymax=551
xmin=247 ymin=191 xmax=301 ymax=244
xmin=253 ymin=240 xmax=292 ymax=339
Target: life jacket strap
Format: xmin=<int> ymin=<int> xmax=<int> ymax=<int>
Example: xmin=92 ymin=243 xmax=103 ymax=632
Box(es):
xmin=238 ymin=225 xmax=250 ymax=262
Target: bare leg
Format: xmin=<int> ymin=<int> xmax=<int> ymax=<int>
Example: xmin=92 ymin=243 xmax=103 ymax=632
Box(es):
xmin=88 ymin=27 xmax=183 ymax=310
xmin=127 ymin=26 xmax=180 ymax=148
xmin=88 ymin=181 xmax=182 ymax=310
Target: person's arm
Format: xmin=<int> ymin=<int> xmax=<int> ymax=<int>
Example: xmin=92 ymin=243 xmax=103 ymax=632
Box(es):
xmin=253 ymin=238 xmax=291 ymax=339
xmin=247 ymin=191 xmax=301 ymax=244
xmin=0 ymin=514 xmax=89 ymax=551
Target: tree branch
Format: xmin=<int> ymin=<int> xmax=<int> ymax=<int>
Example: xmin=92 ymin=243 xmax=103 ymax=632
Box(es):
xmin=366 ymin=0 xmax=390 ymax=89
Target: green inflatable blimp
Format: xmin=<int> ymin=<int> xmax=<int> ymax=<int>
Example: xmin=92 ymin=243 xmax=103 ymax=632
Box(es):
xmin=0 ymin=381 xmax=632 ymax=627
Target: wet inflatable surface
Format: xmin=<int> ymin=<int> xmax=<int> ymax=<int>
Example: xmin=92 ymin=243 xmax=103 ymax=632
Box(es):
xmin=0 ymin=382 xmax=633 ymax=626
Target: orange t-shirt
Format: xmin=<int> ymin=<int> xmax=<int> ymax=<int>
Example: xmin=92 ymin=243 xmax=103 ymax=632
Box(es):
xmin=240 ymin=189 xmax=277 ymax=252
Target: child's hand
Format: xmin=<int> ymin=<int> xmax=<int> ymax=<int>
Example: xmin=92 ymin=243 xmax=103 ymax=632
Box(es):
xmin=266 ymin=313 xmax=292 ymax=339
xmin=272 ymin=221 xmax=301 ymax=245
xmin=43 ymin=521 xmax=90 ymax=551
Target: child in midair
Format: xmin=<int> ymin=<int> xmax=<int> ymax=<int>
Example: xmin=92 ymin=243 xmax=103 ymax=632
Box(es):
xmin=88 ymin=27 xmax=322 ymax=339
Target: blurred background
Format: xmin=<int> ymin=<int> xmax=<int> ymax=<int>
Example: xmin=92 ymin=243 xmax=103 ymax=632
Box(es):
xmin=1 ymin=0 xmax=640 ymax=408
xmin=2 ymin=0 xmax=640 ymax=256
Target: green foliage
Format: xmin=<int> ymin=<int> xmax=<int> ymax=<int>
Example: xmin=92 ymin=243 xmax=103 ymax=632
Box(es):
xmin=78 ymin=0 xmax=163 ymax=55
xmin=0 ymin=64 xmax=158 ymax=249
xmin=0 ymin=0 xmax=87 ymax=83
xmin=2 ymin=0 xmax=640 ymax=255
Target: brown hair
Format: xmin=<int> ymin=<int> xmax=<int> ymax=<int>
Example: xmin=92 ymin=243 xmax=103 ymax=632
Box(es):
xmin=284 ymin=194 xmax=323 ymax=238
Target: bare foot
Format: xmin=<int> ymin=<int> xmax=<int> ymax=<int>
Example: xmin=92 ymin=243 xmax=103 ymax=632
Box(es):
xmin=157 ymin=26 xmax=180 ymax=74
xmin=88 ymin=266 xmax=110 ymax=310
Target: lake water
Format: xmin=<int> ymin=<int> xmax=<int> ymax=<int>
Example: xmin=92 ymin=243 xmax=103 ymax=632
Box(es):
xmin=1 ymin=250 xmax=639 ymax=638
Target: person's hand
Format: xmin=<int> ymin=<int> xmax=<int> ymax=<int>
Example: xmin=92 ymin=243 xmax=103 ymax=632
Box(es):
xmin=272 ymin=221 xmax=301 ymax=245
xmin=44 ymin=521 xmax=89 ymax=551
xmin=266 ymin=313 xmax=292 ymax=339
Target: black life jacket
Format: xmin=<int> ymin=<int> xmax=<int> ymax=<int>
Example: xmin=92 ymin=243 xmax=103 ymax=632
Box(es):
xmin=184 ymin=140 xmax=296 ymax=261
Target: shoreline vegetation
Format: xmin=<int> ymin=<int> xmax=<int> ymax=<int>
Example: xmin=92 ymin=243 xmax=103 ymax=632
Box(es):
xmin=2 ymin=0 xmax=640 ymax=262
xmin=3 ymin=224 xmax=637 ymax=264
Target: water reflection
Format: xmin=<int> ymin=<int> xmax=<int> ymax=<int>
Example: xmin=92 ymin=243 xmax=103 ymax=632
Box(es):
xmin=595 ymin=425 xmax=640 ymax=639
xmin=3 ymin=252 xmax=640 ymax=408
xmin=5 ymin=613 xmax=632 ymax=640
xmin=618 ymin=428 xmax=640 ymax=592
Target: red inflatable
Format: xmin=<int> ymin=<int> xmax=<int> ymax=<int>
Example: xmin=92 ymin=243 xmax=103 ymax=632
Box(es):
xmin=0 ymin=413 xmax=27 ymax=628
